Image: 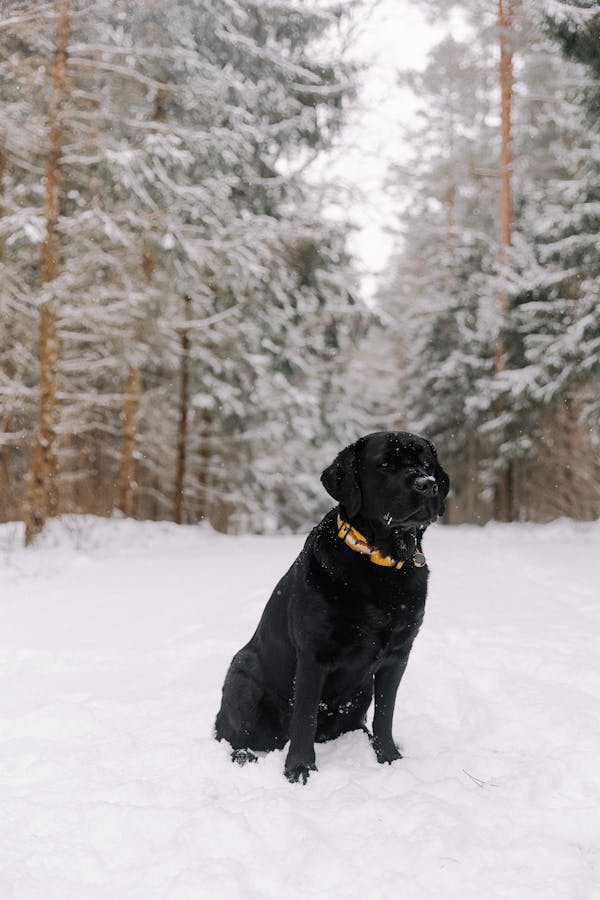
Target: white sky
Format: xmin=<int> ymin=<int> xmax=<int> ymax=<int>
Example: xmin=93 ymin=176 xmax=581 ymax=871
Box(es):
xmin=322 ymin=0 xmax=448 ymax=300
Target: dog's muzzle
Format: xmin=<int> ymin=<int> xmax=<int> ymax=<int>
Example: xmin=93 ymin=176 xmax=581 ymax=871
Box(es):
xmin=413 ymin=475 xmax=438 ymax=496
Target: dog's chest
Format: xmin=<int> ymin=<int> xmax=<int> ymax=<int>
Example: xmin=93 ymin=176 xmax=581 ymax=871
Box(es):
xmin=328 ymin=588 xmax=420 ymax=667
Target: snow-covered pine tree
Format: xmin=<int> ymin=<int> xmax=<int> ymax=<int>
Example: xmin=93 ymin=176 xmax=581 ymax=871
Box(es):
xmin=534 ymin=0 xmax=600 ymax=428
xmin=133 ymin=0 xmax=362 ymax=531
xmin=380 ymin=33 xmax=498 ymax=522
xmin=478 ymin=0 xmax=600 ymax=519
xmin=0 ymin=0 xmax=364 ymax=535
xmin=0 ymin=3 xmax=47 ymax=520
xmin=382 ymin=0 xmax=600 ymax=522
xmin=0 ymin=0 xmax=168 ymax=530
xmin=19 ymin=0 xmax=71 ymax=543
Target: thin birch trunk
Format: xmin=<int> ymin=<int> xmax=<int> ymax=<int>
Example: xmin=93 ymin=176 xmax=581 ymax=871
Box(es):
xmin=24 ymin=0 xmax=70 ymax=545
xmin=196 ymin=407 xmax=213 ymax=524
xmin=116 ymin=366 xmax=142 ymax=517
xmin=493 ymin=0 xmax=515 ymax=522
xmin=0 ymin=142 xmax=5 ymax=252
xmin=114 ymin=232 xmax=154 ymax=517
xmin=466 ymin=429 xmax=479 ymax=524
xmin=173 ymin=295 xmax=191 ymax=524
xmin=116 ymin=88 xmax=164 ymax=520
xmin=0 ymin=415 xmax=12 ymax=519
xmin=444 ymin=182 xmax=455 ymax=293
xmin=497 ymin=0 xmax=514 ymax=319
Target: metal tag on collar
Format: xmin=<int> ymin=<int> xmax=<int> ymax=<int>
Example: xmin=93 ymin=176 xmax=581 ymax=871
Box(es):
xmin=413 ymin=550 xmax=426 ymax=568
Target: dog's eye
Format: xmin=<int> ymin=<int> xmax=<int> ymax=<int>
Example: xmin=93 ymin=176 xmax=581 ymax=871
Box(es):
xmin=378 ymin=461 xmax=391 ymax=470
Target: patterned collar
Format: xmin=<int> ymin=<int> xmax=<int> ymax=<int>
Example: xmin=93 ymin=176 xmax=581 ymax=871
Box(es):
xmin=336 ymin=513 xmax=426 ymax=570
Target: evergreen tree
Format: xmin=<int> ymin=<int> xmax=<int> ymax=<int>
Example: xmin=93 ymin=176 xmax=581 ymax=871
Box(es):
xmin=0 ymin=0 xmax=366 ymax=536
xmin=481 ymin=0 xmax=600 ymax=517
xmin=382 ymin=0 xmax=600 ymax=521
xmin=380 ymin=34 xmax=498 ymax=521
xmin=534 ymin=0 xmax=600 ymax=425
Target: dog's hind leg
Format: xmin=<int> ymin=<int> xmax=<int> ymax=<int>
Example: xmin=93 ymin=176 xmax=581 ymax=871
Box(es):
xmin=215 ymin=647 xmax=286 ymax=756
xmin=215 ymin=649 xmax=262 ymax=750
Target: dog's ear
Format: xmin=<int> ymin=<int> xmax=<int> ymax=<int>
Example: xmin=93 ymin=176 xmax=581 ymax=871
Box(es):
xmin=321 ymin=442 xmax=361 ymax=519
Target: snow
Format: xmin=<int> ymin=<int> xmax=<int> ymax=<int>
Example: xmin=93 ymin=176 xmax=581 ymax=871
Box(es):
xmin=1 ymin=515 xmax=599 ymax=899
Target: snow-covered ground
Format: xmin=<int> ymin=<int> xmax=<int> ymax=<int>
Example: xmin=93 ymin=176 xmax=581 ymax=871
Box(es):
xmin=1 ymin=515 xmax=599 ymax=900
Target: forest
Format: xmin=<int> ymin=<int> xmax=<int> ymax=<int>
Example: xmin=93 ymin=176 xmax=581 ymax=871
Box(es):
xmin=0 ymin=0 xmax=598 ymax=541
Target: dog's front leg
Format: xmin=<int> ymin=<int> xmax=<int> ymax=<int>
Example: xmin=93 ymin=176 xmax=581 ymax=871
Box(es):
xmin=371 ymin=655 xmax=410 ymax=764
xmin=284 ymin=656 xmax=326 ymax=784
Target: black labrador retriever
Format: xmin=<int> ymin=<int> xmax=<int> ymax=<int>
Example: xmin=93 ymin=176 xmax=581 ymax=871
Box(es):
xmin=215 ymin=431 xmax=449 ymax=783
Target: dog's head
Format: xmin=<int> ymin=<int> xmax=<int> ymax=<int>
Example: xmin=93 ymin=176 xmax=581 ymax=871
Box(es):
xmin=321 ymin=431 xmax=449 ymax=531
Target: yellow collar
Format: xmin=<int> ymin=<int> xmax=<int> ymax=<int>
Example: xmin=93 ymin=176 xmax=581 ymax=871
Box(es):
xmin=336 ymin=513 xmax=426 ymax=570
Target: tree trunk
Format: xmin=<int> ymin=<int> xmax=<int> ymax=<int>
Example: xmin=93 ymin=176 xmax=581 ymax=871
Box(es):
xmin=497 ymin=0 xmax=514 ymax=309
xmin=465 ymin=428 xmax=479 ymax=523
xmin=196 ymin=407 xmax=215 ymax=524
xmin=24 ymin=0 xmax=70 ymax=545
xmin=0 ymin=415 xmax=12 ymax=520
xmin=493 ymin=0 xmax=515 ymax=522
xmin=0 ymin=147 xmax=9 ymax=520
xmin=0 ymin=141 xmax=6 ymax=252
xmin=173 ymin=295 xmax=192 ymax=524
xmin=444 ymin=182 xmax=455 ymax=293
xmin=116 ymin=366 xmax=142 ymax=517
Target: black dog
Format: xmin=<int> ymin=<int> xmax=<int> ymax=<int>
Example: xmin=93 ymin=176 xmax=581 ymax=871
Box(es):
xmin=215 ymin=431 xmax=449 ymax=784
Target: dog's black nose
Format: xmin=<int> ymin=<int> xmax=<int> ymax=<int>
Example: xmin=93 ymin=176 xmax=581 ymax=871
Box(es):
xmin=414 ymin=476 xmax=438 ymax=496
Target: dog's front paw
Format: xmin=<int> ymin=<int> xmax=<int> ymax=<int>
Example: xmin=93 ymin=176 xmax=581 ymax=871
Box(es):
xmin=284 ymin=759 xmax=317 ymax=784
xmin=371 ymin=735 xmax=402 ymax=765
